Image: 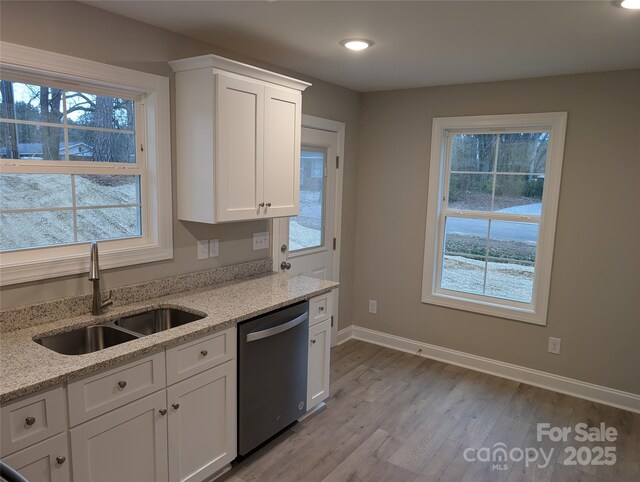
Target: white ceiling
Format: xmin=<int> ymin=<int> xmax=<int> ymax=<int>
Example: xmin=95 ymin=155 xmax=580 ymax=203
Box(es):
xmin=86 ymin=1 xmax=640 ymax=92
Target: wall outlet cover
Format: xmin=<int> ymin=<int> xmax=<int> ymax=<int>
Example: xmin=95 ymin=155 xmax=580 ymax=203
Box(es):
xmin=548 ymin=337 xmax=562 ymax=355
xmin=368 ymin=300 xmax=377 ymax=314
xmin=209 ymin=239 xmax=219 ymax=258
xmin=253 ymin=232 xmax=269 ymax=251
xmin=197 ymin=240 xmax=209 ymax=260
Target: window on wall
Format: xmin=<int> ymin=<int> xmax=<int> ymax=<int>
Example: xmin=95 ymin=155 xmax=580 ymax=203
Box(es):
xmin=422 ymin=113 xmax=567 ymax=325
xmin=0 ymin=42 xmax=172 ymax=285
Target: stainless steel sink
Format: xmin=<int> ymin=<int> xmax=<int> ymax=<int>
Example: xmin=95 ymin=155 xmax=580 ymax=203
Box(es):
xmin=114 ymin=308 xmax=204 ymax=335
xmin=34 ymin=325 xmax=139 ymax=356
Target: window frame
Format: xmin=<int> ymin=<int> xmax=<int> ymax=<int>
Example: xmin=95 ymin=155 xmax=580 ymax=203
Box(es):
xmin=0 ymin=42 xmax=173 ymax=285
xmin=421 ymin=113 xmax=567 ymax=325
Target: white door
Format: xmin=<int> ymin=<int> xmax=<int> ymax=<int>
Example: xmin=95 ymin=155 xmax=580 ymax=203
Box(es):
xmin=167 ymin=362 xmax=236 ymax=482
xmin=70 ymin=391 xmax=168 ymax=482
xmin=216 ymin=74 xmax=264 ymax=222
xmin=273 ymin=116 xmax=344 ymax=346
xmin=3 ymin=433 xmax=70 ymax=482
xmin=263 ymin=86 xmax=301 ymax=218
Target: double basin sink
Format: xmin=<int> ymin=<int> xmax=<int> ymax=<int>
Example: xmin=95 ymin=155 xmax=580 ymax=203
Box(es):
xmin=34 ymin=308 xmax=204 ymax=356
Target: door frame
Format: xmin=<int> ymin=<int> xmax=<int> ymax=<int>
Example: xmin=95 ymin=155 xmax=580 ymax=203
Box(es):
xmin=271 ymin=114 xmax=345 ymax=344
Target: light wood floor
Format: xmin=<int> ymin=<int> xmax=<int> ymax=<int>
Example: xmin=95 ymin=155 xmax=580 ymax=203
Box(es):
xmin=222 ymin=340 xmax=640 ymax=482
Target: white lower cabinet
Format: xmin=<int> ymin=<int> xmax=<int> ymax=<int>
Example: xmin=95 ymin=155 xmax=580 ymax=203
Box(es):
xmin=307 ymin=318 xmax=331 ymax=410
xmin=70 ymin=390 xmax=169 ymax=482
xmin=167 ymin=361 xmax=237 ymax=482
xmin=2 ymin=432 xmax=70 ymax=482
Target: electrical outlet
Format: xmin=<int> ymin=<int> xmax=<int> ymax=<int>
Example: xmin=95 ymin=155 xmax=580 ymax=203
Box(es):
xmin=197 ymin=240 xmax=209 ymax=260
xmin=253 ymin=232 xmax=269 ymax=251
xmin=368 ymin=300 xmax=377 ymax=314
xmin=548 ymin=337 xmax=561 ymax=355
xmin=209 ymin=239 xmax=219 ymax=258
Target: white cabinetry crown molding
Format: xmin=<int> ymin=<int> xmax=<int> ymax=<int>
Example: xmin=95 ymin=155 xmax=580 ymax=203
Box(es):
xmin=169 ymin=54 xmax=311 ymax=92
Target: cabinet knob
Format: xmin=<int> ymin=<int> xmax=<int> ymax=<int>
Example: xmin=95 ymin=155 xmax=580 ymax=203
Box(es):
xmin=310 ymin=339 xmax=316 ymax=344
xmin=266 ymin=202 xmax=272 ymax=207
xmin=259 ymin=203 xmax=265 ymax=207
xmin=200 ymin=349 xmax=208 ymax=357
xmin=318 ymin=306 xmax=325 ymax=312
xmin=118 ymin=380 xmax=127 ymax=389
xmin=280 ymin=261 xmax=291 ymax=271
xmin=56 ymin=456 xmax=66 ymax=465
xmin=172 ymin=403 xmax=180 ymax=410
xmin=25 ymin=416 xmax=36 ymax=426
xmin=159 ymin=409 xmax=167 ymax=416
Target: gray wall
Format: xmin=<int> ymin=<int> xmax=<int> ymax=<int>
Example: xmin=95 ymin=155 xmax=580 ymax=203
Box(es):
xmin=0 ymin=1 xmax=360 ymax=330
xmin=354 ymin=70 xmax=640 ymax=394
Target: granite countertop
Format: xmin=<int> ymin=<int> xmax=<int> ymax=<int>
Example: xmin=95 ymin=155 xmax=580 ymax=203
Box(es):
xmin=0 ymin=273 xmax=338 ymax=404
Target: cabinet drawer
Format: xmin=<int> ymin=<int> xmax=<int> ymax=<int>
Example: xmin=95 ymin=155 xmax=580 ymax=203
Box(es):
xmin=2 ymin=432 xmax=70 ymax=482
xmin=309 ymin=291 xmax=333 ymax=327
xmin=1 ymin=386 xmax=66 ymax=457
xmin=166 ymin=328 xmax=236 ymax=385
xmin=67 ymin=352 xmax=166 ymax=426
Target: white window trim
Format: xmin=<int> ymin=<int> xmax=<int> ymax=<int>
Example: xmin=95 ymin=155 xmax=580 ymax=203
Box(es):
xmin=0 ymin=42 xmax=173 ymax=285
xmin=421 ymin=112 xmax=567 ymax=325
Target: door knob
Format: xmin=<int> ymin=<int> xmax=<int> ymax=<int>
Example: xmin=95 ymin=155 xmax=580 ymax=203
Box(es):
xmin=280 ymin=244 xmax=287 ymax=253
xmin=280 ymin=261 xmax=291 ymax=270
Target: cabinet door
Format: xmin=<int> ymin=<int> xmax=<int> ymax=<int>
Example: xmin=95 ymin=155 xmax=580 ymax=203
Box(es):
xmin=307 ymin=319 xmax=331 ymax=410
xmin=167 ymin=361 xmax=236 ymax=482
xmin=216 ymin=74 xmax=264 ymax=222
xmin=263 ymin=86 xmax=301 ymax=218
xmin=70 ymin=391 xmax=168 ymax=482
xmin=2 ymin=433 xmax=70 ymax=482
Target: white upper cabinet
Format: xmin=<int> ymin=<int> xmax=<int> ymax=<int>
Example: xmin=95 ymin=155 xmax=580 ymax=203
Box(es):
xmin=170 ymin=54 xmax=310 ymax=224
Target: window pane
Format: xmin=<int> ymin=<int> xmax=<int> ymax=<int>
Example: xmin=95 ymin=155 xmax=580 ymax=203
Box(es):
xmin=75 ymin=175 xmax=140 ymax=207
xmin=493 ymin=174 xmax=544 ymax=214
xmin=485 ymin=259 xmax=535 ymax=303
xmin=0 ymin=174 xmax=73 ymax=210
xmin=76 ymin=206 xmax=141 ymax=242
xmin=497 ymin=133 xmax=548 ymax=173
xmin=68 ymin=129 xmax=135 ymax=163
xmin=1 ymin=211 xmax=74 ymax=250
xmin=289 ymin=148 xmax=325 ymax=252
xmin=447 ymin=173 xmax=493 ymax=211
xmin=66 ymin=92 xmax=135 ymax=131
xmin=441 ymin=255 xmax=486 ymax=295
xmin=441 ymin=217 xmax=488 ymax=294
xmin=450 ymin=133 xmax=496 ymax=172
xmin=488 ymin=221 xmax=538 ymax=263
xmin=0 ymin=81 xmax=64 ymax=123
xmin=0 ymin=122 xmax=65 ymax=160
xmin=444 ymin=217 xmax=488 ymax=257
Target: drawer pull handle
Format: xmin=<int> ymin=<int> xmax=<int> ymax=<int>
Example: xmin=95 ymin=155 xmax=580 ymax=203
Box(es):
xmin=200 ymin=349 xmax=208 ymax=357
xmin=56 ymin=456 xmax=66 ymax=465
xmin=118 ymin=380 xmax=127 ymax=389
xmin=172 ymin=403 xmax=180 ymax=410
xmin=310 ymin=339 xmax=316 ymax=344
xmin=318 ymin=306 xmax=325 ymax=311
xmin=25 ymin=416 xmax=36 ymax=426
xmin=159 ymin=409 xmax=167 ymax=416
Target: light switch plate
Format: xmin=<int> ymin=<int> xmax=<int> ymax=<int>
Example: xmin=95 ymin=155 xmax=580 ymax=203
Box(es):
xmin=253 ymin=232 xmax=269 ymax=251
xmin=369 ymin=300 xmax=377 ymax=314
xmin=197 ymin=240 xmax=209 ymax=260
xmin=209 ymin=239 xmax=219 ymax=258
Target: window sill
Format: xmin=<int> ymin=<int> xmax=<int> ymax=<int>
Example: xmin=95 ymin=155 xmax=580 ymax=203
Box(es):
xmin=421 ymin=291 xmax=547 ymax=326
xmin=0 ymin=242 xmax=173 ymax=286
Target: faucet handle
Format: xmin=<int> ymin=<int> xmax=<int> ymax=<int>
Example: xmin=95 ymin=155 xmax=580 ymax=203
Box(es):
xmin=101 ymin=290 xmax=114 ymax=309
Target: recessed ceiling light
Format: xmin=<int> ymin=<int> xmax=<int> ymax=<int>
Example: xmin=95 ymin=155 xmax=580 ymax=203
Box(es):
xmin=340 ymin=39 xmax=374 ymax=51
xmin=621 ymin=0 xmax=640 ymax=8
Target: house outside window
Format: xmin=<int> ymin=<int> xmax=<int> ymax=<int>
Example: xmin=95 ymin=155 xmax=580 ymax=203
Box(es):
xmin=421 ymin=113 xmax=567 ymax=325
xmin=0 ymin=42 xmax=172 ymax=285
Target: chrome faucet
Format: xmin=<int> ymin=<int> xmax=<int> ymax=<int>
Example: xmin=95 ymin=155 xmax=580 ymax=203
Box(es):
xmin=89 ymin=242 xmax=113 ymax=316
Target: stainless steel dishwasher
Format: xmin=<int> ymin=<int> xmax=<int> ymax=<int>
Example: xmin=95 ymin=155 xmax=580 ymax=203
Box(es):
xmin=237 ymin=301 xmax=309 ymax=456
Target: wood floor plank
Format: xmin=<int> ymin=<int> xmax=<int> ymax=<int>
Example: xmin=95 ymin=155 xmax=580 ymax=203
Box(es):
xmin=221 ymin=340 xmax=639 ymax=482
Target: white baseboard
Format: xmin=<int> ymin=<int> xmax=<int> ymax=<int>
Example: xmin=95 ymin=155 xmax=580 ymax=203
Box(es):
xmin=336 ymin=325 xmax=640 ymax=414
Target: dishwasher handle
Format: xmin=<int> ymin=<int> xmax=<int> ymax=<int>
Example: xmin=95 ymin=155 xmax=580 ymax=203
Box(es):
xmin=246 ymin=312 xmax=308 ymax=342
